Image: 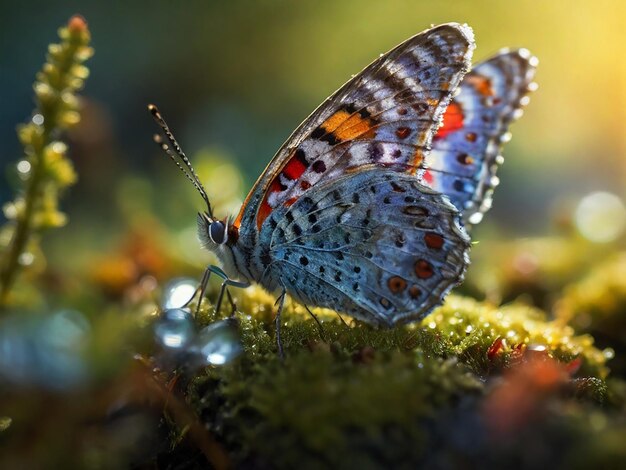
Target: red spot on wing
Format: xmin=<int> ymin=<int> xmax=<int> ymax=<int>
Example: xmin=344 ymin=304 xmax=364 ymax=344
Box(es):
xmin=256 ymin=179 xmax=285 ymax=230
xmin=395 ymin=127 xmax=411 ymax=139
xmin=254 ymin=148 xmax=312 ymax=230
xmin=283 ymin=158 xmax=307 ymax=180
xmin=414 ymin=259 xmax=434 ymax=279
xmin=424 ymin=233 xmax=444 ymax=250
xmin=434 ymin=101 xmax=464 ymax=140
xmin=422 ymin=170 xmax=434 ymax=185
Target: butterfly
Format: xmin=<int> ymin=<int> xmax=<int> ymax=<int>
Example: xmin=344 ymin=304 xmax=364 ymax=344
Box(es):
xmin=150 ymin=23 xmax=537 ymax=356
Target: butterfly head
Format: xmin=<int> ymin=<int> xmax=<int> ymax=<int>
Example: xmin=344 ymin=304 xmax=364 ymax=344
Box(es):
xmin=197 ymin=212 xmax=230 ymax=247
xmin=196 ymin=212 xmax=242 ymax=280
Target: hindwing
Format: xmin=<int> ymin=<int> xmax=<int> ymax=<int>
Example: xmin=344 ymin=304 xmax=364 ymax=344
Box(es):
xmin=262 ymin=168 xmax=470 ymax=326
xmin=425 ymin=48 xmax=538 ymax=225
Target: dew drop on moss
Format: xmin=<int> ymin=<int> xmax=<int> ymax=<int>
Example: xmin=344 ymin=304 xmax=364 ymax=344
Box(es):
xmin=161 ymin=277 xmax=197 ymax=309
xmin=155 ymin=308 xmax=195 ymax=349
xmin=190 ymin=319 xmax=243 ymax=366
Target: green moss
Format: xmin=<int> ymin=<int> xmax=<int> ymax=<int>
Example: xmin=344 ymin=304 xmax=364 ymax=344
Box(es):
xmin=191 ymin=342 xmax=481 ymax=468
xmin=197 ymin=287 xmax=609 ymax=377
xmin=179 ymin=286 xmax=616 ymax=467
xmin=428 ymin=295 xmax=609 ymax=378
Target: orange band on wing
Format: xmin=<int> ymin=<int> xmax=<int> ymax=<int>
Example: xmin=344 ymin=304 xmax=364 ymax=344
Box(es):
xmin=465 ymin=75 xmax=494 ymax=97
xmin=332 ymin=113 xmax=376 ymax=141
xmin=321 ymin=110 xmax=352 ymax=132
xmin=251 ymin=108 xmax=379 ymax=230
xmin=316 ymin=108 xmax=377 ymax=143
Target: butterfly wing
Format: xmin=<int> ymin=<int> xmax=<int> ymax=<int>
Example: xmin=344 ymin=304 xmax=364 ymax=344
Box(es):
xmin=234 ymin=23 xmax=475 ymax=246
xmin=262 ymin=168 xmax=470 ymax=327
xmin=424 ymin=48 xmax=538 ymax=225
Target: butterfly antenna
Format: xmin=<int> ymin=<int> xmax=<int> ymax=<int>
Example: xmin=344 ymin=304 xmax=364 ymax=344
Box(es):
xmin=148 ymin=104 xmax=214 ymax=219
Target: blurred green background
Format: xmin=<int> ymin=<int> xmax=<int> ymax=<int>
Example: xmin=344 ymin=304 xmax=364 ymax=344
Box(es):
xmin=1 ymin=0 xmax=625 ymax=286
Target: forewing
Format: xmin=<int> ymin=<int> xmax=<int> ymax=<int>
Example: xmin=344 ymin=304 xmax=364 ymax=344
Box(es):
xmin=425 ymin=49 xmax=538 ymax=225
xmin=264 ymin=168 xmax=470 ymax=327
xmin=235 ymin=23 xmax=475 ymax=236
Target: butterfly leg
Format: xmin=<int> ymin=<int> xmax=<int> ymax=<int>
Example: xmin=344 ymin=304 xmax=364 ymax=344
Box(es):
xmin=225 ymin=288 xmax=238 ymax=317
xmin=195 ymin=265 xmax=249 ymax=317
xmin=274 ymin=288 xmax=287 ymax=359
xmin=192 ymin=266 xmax=213 ymax=316
xmin=334 ymin=311 xmax=350 ymax=328
xmin=303 ymin=304 xmax=327 ymax=342
xmin=214 ymin=276 xmax=250 ymax=317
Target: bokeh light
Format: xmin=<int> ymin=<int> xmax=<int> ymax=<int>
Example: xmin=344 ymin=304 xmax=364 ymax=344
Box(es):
xmin=575 ymin=192 xmax=626 ymax=243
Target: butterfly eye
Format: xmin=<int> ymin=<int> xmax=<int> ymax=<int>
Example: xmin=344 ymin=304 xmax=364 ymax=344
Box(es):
xmin=208 ymin=220 xmax=227 ymax=245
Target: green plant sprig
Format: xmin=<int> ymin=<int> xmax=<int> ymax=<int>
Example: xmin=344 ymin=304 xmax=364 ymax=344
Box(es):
xmin=0 ymin=15 xmax=93 ymax=307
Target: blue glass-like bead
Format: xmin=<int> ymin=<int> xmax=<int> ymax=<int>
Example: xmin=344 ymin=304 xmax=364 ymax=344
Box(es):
xmin=155 ymin=308 xmax=195 ymax=349
xmin=161 ymin=277 xmax=197 ymax=310
xmin=190 ymin=319 xmax=243 ymax=366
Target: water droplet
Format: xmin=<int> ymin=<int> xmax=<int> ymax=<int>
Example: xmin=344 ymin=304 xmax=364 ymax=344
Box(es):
xmin=465 ymin=325 xmax=473 ymax=334
xmin=161 ymin=277 xmax=197 ymax=309
xmin=190 ymin=319 xmax=243 ymax=366
xmin=32 ymin=114 xmax=44 ymax=125
xmin=602 ymin=348 xmax=615 ymax=360
xmin=50 ymin=141 xmax=67 ymax=154
xmin=3 ymin=203 xmax=17 ymax=219
xmin=468 ymin=212 xmax=483 ymax=225
xmin=575 ymin=191 xmax=626 ymax=243
xmin=155 ymin=308 xmax=195 ymax=349
xmin=18 ymin=252 xmax=34 ymax=266
xmin=16 ymin=160 xmax=31 ymax=175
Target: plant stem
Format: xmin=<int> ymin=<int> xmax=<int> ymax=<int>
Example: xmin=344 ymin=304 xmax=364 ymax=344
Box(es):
xmin=0 ymin=147 xmax=47 ymax=306
xmin=0 ymin=15 xmax=92 ymax=308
